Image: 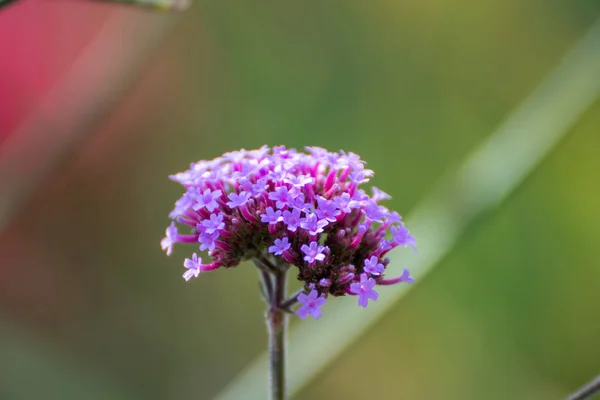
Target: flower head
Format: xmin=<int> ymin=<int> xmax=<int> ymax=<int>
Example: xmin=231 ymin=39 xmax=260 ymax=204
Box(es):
xmin=162 ymin=146 xmax=416 ymax=316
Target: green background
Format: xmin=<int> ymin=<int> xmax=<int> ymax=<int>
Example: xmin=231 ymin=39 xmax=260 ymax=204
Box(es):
xmin=1 ymin=1 xmax=600 ymax=399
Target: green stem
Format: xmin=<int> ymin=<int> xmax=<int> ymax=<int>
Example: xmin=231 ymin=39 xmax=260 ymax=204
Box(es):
xmin=267 ymin=268 xmax=287 ymax=400
xmin=253 ymin=257 xmax=289 ymax=400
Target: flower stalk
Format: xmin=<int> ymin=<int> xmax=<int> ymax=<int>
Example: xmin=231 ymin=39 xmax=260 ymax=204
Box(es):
xmin=255 ymin=257 xmax=289 ymax=400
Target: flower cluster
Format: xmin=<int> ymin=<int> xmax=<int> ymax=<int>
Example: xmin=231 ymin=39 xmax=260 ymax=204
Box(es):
xmin=162 ymin=146 xmax=415 ymax=318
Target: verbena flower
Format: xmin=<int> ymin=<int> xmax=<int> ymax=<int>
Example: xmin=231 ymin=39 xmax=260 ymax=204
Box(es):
xmin=162 ymin=145 xmax=415 ymax=319
xmin=296 ymin=290 xmax=327 ymax=319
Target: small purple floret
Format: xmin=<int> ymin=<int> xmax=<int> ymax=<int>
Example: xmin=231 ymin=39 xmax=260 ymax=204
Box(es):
xmin=268 ymin=186 xmax=295 ymax=209
xmin=269 ymin=237 xmax=291 ymax=256
xmin=182 ymin=253 xmax=202 ymax=281
xmin=282 ymin=208 xmax=302 ymax=232
xmin=363 ymin=256 xmax=385 ymax=276
xmin=261 ymin=207 xmax=283 ymax=224
xmin=350 ymin=273 xmax=379 ymax=308
xmin=296 ymin=289 xmax=327 ymax=319
xmin=301 ymin=241 xmax=327 ymax=264
xmin=391 ymin=224 xmax=417 ymax=251
xmin=300 ymin=213 xmax=328 ymax=236
xmin=400 ymin=268 xmax=414 ymax=284
xmin=201 ymin=213 xmax=225 ymax=233
xmin=198 ymin=230 xmax=220 ymax=252
xmin=191 ymin=188 xmax=222 ymax=212
xmin=161 ymin=223 xmax=178 ymax=256
xmin=226 ymin=191 xmax=251 ymax=208
xmin=315 ymin=196 xmax=340 ymax=222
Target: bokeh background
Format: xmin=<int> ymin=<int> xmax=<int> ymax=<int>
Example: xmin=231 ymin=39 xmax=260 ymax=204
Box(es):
xmin=1 ymin=0 xmax=600 ymax=399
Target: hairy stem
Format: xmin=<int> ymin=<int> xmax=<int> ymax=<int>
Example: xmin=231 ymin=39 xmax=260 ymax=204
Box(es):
xmin=259 ymin=269 xmax=274 ymax=303
xmin=267 ymin=268 xmax=287 ymax=400
xmin=566 ymin=375 xmax=600 ymax=400
xmin=253 ymin=258 xmax=288 ymax=400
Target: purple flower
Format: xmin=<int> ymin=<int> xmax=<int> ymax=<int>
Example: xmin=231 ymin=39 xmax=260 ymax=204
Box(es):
xmin=282 ymin=208 xmax=302 ymax=232
xmin=290 ymin=193 xmax=311 ymax=212
xmin=201 ymin=213 xmax=225 ymax=233
xmin=387 ymin=211 xmax=402 ymax=224
xmin=334 ymin=193 xmax=360 ymax=213
xmin=350 ymin=273 xmax=379 ymax=308
xmin=183 ymin=253 xmax=202 ymax=281
xmin=285 ymin=174 xmax=314 ymax=188
xmin=190 ymin=188 xmax=222 ymax=212
xmin=268 ymin=186 xmax=295 ymax=209
xmin=349 ymin=170 xmax=373 ymax=184
xmin=162 ymin=145 xmax=417 ymax=320
xmin=237 ymin=177 xmax=253 ymax=191
xmin=198 ymin=230 xmax=220 ymax=252
xmin=301 ymin=241 xmax=327 ymax=264
xmin=399 ymin=268 xmax=414 ymax=284
xmin=251 ymin=178 xmax=269 ymax=197
xmin=337 ymin=150 xmax=364 ymax=170
xmin=161 ymin=223 xmax=178 ymax=256
xmin=226 ymin=191 xmax=251 ymax=208
xmin=363 ymin=256 xmax=385 ymax=276
xmin=371 ymin=187 xmax=391 ymax=202
xmin=296 ymin=290 xmax=327 ymax=319
xmin=315 ymin=196 xmax=341 ymax=222
xmin=269 ymin=237 xmax=291 ymax=256
xmin=261 ymin=207 xmax=283 ymax=224
xmin=169 ymin=195 xmax=193 ymax=219
xmin=391 ymin=224 xmax=416 ymax=251
xmin=300 ymin=213 xmax=329 ymax=236
xmin=364 ymin=200 xmax=387 ymax=222
xmin=379 ymin=239 xmax=393 ymax=254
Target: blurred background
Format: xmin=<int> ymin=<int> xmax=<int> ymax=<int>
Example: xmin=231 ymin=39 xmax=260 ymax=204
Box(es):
xmin=1 ymin=0 xmax=600 ymax=399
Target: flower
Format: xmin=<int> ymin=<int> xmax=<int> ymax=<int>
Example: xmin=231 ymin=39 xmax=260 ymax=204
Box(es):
xmin=201 ymin=213 xmax=225 ymax=233
xmin=315 ymin=196 xmax=340 ymax=222
xmin=299 ymin=213 xmax=328 ymax=236
xmin=296 ymin=290 xmax=327 ymax=319
xmin=261 ymin=207 xmax=283 ymax=224
xmin=282 ymin=208 xmax=302 ymax=232
xmin=162 ymin=145 xmax=416 ymax=316
xmin=190 ymin=188 xmax=222 ymax=212
xmin=363 ymin=256 xmax=385 ymax=276
xmin=161 ymin=223 xmax=178 ymax=256
xmin=269 ymin=238 xmax=291 ymax=256
xmin=398 ymin=268 xmax=414 ymax=284
xmin=350 ymin=273 xmax=379 ymax=308
xmin=391 ymin=224 xmax=416 ymax=251
xmin=268 ymin=186 xmax=296 ymax=209
xmin=182 ymin=253 xmax=202 ymax=281
xmin=226 ymin=191 xmax=251 ymax=208
xmin=198 ymin=230 xmax=220 ymax=252
xmin=301 ymin=241 xmax=327 ymax=264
